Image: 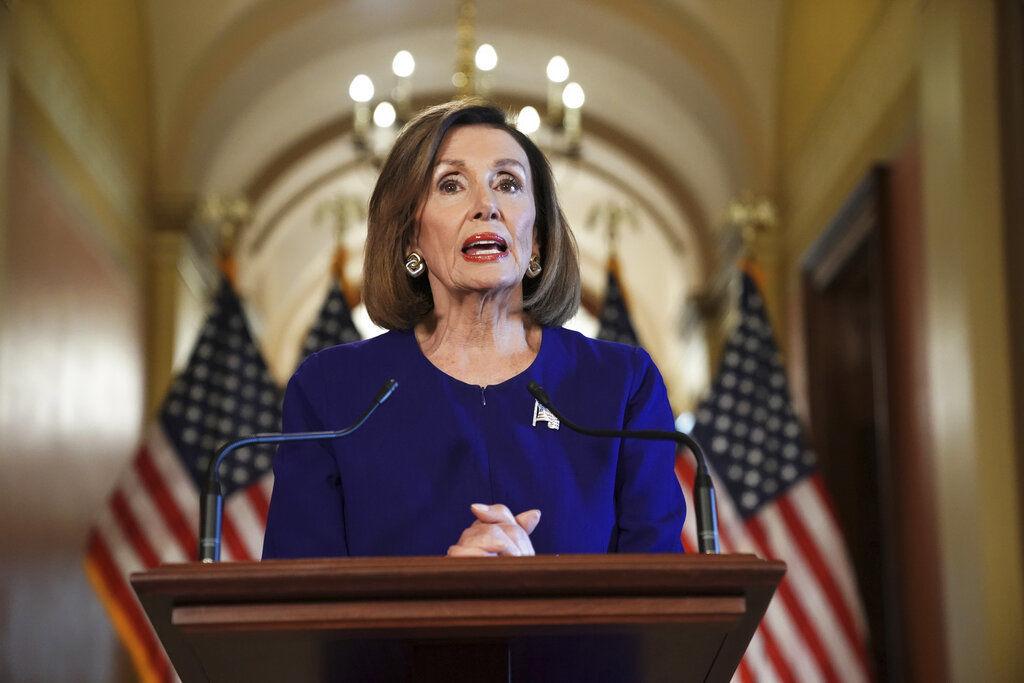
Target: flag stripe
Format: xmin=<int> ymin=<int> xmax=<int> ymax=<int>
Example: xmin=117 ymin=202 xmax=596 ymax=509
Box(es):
xmin=736 ymin=655 xmax=754 ymax=683
xmin=148 ymin=426 xmax=201 ymax=530
xmin=111 ymin=490 xmax=162 ymax=569
xmin=119 ymin=466 xmax=186 ymax=565
xmin=245 ymin=480 xmax=270 ymax=525
xmin=801 ymin=477 xmax=870 ymax=637
xmin=136 ymin=446 xmax=196 ymax=560
xmin=747 ymin=516 xmax=838 ymax=680
xmin=219 ymin=511 xmax=251 ymax=561
xmin=225 ymin=485 xmax=267 ymax=559
xmin=777 ymin=488 xmax=871 ymax=671
xmin=758 ymin=505 xmax=866 ymax=682
xmin=86 ymin=531 xmax=169 ymax=682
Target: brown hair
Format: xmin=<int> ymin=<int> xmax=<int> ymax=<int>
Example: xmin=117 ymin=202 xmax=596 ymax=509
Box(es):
xmin=363 ymin=98 xmax=581 ymax=330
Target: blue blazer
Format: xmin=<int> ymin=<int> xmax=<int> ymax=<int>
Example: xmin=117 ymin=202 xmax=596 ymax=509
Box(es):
xmin=262 ymin=326 xmax=684 ymax=558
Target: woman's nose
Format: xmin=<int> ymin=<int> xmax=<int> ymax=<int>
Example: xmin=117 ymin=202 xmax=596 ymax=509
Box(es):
xmin=471 ymin=188 xmax=500 ymax=221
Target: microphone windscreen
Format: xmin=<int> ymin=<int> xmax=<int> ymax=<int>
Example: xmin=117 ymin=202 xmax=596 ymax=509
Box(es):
xmin=375 ymin=379 xmax=399 ymax=404
xmin=527 ymin=381 xmax=551 ymax=406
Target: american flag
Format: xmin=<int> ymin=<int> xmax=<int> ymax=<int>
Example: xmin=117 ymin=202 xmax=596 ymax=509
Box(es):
xmin=596 ymin=256 xmax=640 ymax=346
xmin=83 ymin=276 xmax=283 ymax=682
xmin=678 ymin=270 xmax=872 ymax=682
xmin=299 ymin=280 xmax=362 ymax=359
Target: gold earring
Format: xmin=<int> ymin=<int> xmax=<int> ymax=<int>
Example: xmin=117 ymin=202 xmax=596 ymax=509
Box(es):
xmin=526 ymin=255 xmax=542 ymax=279
xmin=405 ymin=252 xmax=426 ymax=277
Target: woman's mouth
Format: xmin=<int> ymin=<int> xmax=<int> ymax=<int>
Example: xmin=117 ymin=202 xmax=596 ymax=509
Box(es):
xmin=461 ymin=232 xmax=509 ymax=262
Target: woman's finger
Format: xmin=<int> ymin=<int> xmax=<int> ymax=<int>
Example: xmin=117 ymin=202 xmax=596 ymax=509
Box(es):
xmin=514 ymin=509 xmax=542 ymax=535
xmin=499 ymin=522 xmax=535 ymax=556
xmin=447 ymin=544 xmax=497 ymax=557
xmin=470 ymin=503 xmax=516 ymax=525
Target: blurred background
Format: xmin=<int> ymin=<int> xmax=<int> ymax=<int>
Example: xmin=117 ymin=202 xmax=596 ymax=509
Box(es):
xmin=1 ymin=0 xmax=1022 ymax=680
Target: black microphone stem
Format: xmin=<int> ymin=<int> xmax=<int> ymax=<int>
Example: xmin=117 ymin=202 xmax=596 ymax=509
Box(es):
xmin=198 ymin=379 xmax=398 ymax=563
xmin=528 ymin=381 xmax=720 ymax=554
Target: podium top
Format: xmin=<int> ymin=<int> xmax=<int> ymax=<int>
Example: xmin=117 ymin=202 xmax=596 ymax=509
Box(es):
xmin=133 ymin=552 xmax=783 ymax=601
xmin=132 ymin=554 xmax=785 ymax=683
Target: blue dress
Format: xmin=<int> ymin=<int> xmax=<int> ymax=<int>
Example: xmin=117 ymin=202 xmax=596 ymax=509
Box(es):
xmin=261 ymin=326 xmax=684 ymax=558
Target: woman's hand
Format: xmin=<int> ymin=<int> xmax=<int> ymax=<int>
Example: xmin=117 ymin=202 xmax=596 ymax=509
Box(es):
xmin=446 ymin=503 xmax=542 ymax=557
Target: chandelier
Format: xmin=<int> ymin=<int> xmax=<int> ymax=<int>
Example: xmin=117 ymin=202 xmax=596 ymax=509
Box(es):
xmin=346 ymin=0 xmax=586 ymax=161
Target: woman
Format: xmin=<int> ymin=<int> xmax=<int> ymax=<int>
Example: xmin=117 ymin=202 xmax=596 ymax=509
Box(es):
xmin=262 ymin=99 xmax=684 ymax=559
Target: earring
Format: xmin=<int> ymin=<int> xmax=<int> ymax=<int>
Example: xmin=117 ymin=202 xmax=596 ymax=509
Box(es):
xmin=405 ymin=252 xmax=426 ymax=278
xmin=526 ymin=255 xmax=543 ymax=279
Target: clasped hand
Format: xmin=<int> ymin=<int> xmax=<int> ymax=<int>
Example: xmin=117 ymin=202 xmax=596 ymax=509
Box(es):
xmin=446 ymin=503 xmax=541 ymax=557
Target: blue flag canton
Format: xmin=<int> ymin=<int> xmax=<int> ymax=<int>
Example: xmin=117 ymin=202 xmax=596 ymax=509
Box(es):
xmin=160 ymin=278 xmax=283 ymax=496
xmin=596 ymin=269 xmax=639 ymax=346
xmin=300 ymin=282 xmax=362 ymax=359
xmin=691 ymin=274 xmax=817 ymax=517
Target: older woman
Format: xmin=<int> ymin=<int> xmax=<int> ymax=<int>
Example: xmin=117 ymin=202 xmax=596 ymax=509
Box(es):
xmin=262 ymin=100 xmax=683 ymax=559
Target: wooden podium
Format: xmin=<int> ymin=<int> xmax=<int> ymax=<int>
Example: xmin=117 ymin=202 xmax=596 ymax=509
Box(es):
xmin=132 ymin=554 xmax=784 ymax=682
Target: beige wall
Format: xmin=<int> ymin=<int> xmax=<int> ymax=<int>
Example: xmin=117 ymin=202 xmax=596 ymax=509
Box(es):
xmin=777 ymin=0 xmax=1023 ymax=679
xmin=0 ymin=2 xmax=154 ymax=679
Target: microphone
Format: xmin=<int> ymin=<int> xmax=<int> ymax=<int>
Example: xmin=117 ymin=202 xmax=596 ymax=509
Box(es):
xmin=198 ymin=379 xmax=398 ymax=562
xmin=528 ymin=381 xmax=720 ymax=554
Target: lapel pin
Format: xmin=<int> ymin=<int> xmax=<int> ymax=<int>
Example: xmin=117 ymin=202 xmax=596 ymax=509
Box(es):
xmin=532 ymin=400 xmax=560 ymax=430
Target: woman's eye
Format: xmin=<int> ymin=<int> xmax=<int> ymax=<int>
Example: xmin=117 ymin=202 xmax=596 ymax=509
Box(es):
xmin=438 ymin=178 xmax=461 ymax=194
xmin=495 ymin=174 xmax=522 ymax=193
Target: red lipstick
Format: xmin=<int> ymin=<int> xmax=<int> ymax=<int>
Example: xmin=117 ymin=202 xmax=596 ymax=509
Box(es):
xmin=460 ymin=232 xmax=509 ymax=262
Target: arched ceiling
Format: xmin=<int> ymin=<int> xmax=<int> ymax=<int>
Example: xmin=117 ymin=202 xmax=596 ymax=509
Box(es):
xmin=144 ymin=0 xmax=781 ymax=233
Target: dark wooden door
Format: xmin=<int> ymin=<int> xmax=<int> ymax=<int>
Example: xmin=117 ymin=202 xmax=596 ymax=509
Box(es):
xmin=802 ymin=170 xmax=904 ymax=682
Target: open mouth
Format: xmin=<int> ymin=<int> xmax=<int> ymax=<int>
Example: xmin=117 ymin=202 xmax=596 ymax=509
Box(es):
xmin=461 ymin=232 xmax=509 ymax=261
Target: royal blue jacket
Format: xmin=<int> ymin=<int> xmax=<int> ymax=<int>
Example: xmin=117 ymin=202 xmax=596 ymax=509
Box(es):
xmin=262 ymin=326 xmax=684 ymax=558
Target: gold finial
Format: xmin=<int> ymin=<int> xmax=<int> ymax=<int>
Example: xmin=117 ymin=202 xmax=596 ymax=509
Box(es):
xmin=314 ymin=194 xmax=368 ymax=246
xmin=454 ymin=0 xmax=476 ymax=96
xmin=200 ymin=194 xmax=251 ymax=259
xmin=315 ymin=195 xmax=368 ymax=307
xmin=726 ymin=195 xmax=775 ymax=260
xmin=585 ymin=200 xmax=640 ymax=256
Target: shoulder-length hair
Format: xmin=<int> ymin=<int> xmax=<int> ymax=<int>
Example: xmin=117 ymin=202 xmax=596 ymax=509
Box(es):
xmin=363 ymin=98 xmax=581 ymax=330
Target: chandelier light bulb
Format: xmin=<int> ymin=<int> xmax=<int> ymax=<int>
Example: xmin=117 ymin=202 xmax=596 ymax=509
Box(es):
xmin=475 ymin=43 xmax=498 ymax=72
xmin=516 ymin=106 xmax=541 ymax=134
xmin=546 ymin=56 xmax=569 ymax=83
xmin=392 ymin=50 xmax=415 ymax=78
xmin=562 ymin=82 xmax=585 ymax=109
xmin=349 ymin=74 xmax=375 ymax=103
xmin=373 ymin=101 xmax=397 ymax=128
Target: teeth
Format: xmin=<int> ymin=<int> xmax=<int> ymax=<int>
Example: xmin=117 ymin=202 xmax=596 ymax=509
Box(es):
xmin=463 ymin=240 xmax=506 ymax=253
